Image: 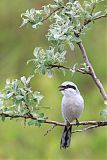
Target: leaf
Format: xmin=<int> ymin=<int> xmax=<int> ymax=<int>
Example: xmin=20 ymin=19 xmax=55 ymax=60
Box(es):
xmin=28 ymin=120 xmax=35 ymax=126
xmin=41 ymin=66 xmax=46 ymax=75
xmin=39 ymin=113 xmax=44 ymax=118
xmin=34 ymin=120 xmax=41 ymax=127
xmin=0 ymin=99 xmax=4 ymax=107
xmin=100 ymin=109 xmax=107 ymax=119
xmin=33 ymin=47 xmax=40 ymax=57
xmin=61 ymin=68 xmax=66 ymax=76
xmin=33 ymin=92 xmax=44 ymax=104
xmin=20 ymin=18 xmax=29 ymax=28
xmin=32 ymin=22 xmax=43 ymax=29
xmin=6 ymin=92 xmax=14 ymax=99
xmin=93 ymin=11 xmax=102 ymax=19
xmin=21 ymin=76 xmax=27 ymax=86
xmin=69 ymin=42 xmax=74 ymax=51
xmin=0 ymin=92 xmax=4 ymax=98
xmin=1 ymin=114 xmax=5 ymax=122
xmin=16 ymin=95 xmax=24 ymax=100
xmin=6 ymin=79 xmax=10 ymax=85
xmin=96 ymin=0 xmax=104 ymax=3
xmin=47 ymin=70 xmax=53 ymax=78
xmin=70 ymin=63 xmax=78 ymax=76
xmin=104 ymin=100 xmax=107 ymax=105
xmin=26 ymin=75 xmax=34 ymax=85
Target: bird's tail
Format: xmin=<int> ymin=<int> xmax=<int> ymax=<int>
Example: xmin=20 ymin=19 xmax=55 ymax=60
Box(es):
xmin=60 ymin=125 xmax=72 ymax=149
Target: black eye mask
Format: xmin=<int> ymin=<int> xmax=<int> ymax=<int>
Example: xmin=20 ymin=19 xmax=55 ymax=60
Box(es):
xmin=66 ymin=84 xmax=77 ymax=90
xmin=59 ymin=84 xmax=77 ymax=91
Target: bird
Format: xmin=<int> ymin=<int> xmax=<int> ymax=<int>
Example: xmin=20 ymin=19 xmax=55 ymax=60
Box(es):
xmin=58 ymin=81 xmax=84 ymax=149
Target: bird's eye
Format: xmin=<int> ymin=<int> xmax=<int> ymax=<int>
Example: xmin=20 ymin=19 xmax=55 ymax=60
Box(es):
xmin=66 ymin=85 xmax=76 ymax=90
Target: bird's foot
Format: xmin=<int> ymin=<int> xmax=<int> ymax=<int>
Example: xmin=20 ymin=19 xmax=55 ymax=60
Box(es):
xmin=76 ymin=118 xmax=79 ymax=127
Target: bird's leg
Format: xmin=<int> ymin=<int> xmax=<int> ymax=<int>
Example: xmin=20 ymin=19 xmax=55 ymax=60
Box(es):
xmin=76 ymin=118 xmax=79 ymax=127
xmin=66 ymin=119 xmax=70 ymax=126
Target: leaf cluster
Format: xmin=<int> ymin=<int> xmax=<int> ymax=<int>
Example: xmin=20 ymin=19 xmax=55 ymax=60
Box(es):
xmin=21 ymin=0 xmax=106 ymax=77
xmin=27 ymin=47 xmax=66 ymax=77
xmin=0 ymin=76 xmax=46 ymax=126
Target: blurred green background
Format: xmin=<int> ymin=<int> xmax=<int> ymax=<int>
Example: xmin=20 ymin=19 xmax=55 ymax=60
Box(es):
xmin=0 ymin=0 xmax=107 ymax=160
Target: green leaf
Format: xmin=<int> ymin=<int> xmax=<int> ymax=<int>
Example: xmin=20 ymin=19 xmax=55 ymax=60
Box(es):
xmin=16 ymin=95 xmax=24 ymax=100
xmin=34 ymin=120 xmax=41 ymax=127
xmin=69 ymin=42 xmax=74 ymax=51
xmin=104 ymin=100 xmax=107 ymax=105
xmin=100 ymin=109 xmax=107 ymax=119
xmin=6 ymin=79 xmax=10 ymax=85
xmin=39 ymin=113 xmax=44 ymax=118
xmin=6 ymin=92 xmax=14 ymax=99
xmin=47 ymin=70 xmax=53 ymax=78
xmin=0 ymin=76 xmax=44 ymax=117
xmin=70 ymin=63 xmax=78 ymax=76
xmin=26 ymin=75 xmax=34 ymax=85
xmin=92 ymin=11 xmax=102 ymax=19
xmin=21 ymin=76 xmax=27 ymax=86
xmin=1 ymin=114 xmax=5 ymax=122
xmin=0 ymin=99 xmax=4 ymax=107
xmin=33 ymin=92 xmax=44 ymax=102
xmin=41 ymin=66 xmax=46 ymax=75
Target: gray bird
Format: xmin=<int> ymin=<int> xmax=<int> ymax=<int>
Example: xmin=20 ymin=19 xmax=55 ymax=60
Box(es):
xmin=59 ymin=81 xmax=84 ymax=149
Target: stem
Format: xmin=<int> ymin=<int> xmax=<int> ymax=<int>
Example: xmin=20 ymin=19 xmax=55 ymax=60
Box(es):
xmin=41 ymin=7 xmax=64 ymax=23
xmin=72 ymin=125 xmax=99 ymax=134
xmin=48 ymin=64 xmax=90 ymax=74
xmin=77 ymin=42 xmax=107 ymax=101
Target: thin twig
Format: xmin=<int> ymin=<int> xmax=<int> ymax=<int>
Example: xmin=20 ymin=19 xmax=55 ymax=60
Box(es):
xmin=41 ymin=7 xmax=64 ymax=23
xmin=44 ymin=124 xmax=57 ymax=136
xmin=79 ymin=13 xmax=107 ymax=33
xmin=48 ymin=64 xmax=90 ymax=75
xmin=41 ymin=1 xmax=107 ymax=27
xmin=90 ymin=3 xmax=96 ymax=16
xmin=72 ymin=124 xmax=99 ymax=134
xmin=94 ymin=13 xmax=107 ymax=21
xmin=77 ymin=42 xmax=107 ymax=101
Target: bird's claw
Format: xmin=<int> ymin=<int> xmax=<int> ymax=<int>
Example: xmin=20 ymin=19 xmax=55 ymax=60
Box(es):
xmin=76 ymin=119 xmax=79 ymax=127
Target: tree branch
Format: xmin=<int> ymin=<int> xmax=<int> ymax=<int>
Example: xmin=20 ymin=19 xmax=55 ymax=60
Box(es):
xmin=77 ymin=42 xmax=107 ymax=101
xmin=72 ymin=125 xmax=100 ymax=134
xmin=79 ymin=13 xmax=107 ymax=34
xmin=94 ymin=13 xmax=107 ymax=21
xmin=48 ymin=64 xmax=91 ymax=75
xmin=41 ymin=7 xmax=64 ymax=23
xmin=90 ymin=3 xmax=96 ymax=16
xmin=86 ymin=13 xmax=107 ymax=25
xmin=41 ymin=6 xmax=107 ymax=100
xmin=0 ymin=112 xmax=107 ymax=127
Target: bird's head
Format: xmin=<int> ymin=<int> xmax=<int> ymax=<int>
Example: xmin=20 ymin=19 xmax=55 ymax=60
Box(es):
xmin=58 ymin=81 xmax=80 ymax=96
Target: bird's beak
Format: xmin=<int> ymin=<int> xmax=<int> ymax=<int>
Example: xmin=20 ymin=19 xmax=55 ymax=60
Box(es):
xmin=58 ymin=85 xmax=64 ymax=91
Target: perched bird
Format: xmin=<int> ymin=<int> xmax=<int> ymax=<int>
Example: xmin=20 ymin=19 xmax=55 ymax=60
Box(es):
xmin=59 ymin=81 xmax=84 ymax=149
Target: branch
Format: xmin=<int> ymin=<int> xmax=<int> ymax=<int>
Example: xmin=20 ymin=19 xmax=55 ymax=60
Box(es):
xmin=48 ymin=64 xmax=90 ymax=75
xmin=77 ymin=42 xmax=107 ymax=101
xmin=0 ymin=112 xmax=107 ymax=127
xmin=41 ymin=1 xmax=107 ymax=25
xmin=79 ymin=13 xmax=107 ymax=33
xmin=90 ymin=3 xmax=96 ymax=16
xmin=41 ymin=6 xmax=64 ymax=23
xmin=94 ymin=13 xmax=107 ymax=21
xmin=72 ymin=125 xmax=100 ymax=134
xmin=1 ymin=112 xmax=107 ymax=135
xmin=45 ymin=119 xmax=107 ymax=127
xmin=87 ymin=13 xmax=107 ymax=25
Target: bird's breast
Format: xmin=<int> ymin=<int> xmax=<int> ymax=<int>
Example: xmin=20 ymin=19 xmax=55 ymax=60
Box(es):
xmin=61 ymin=94 xmax=84 ymax=123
